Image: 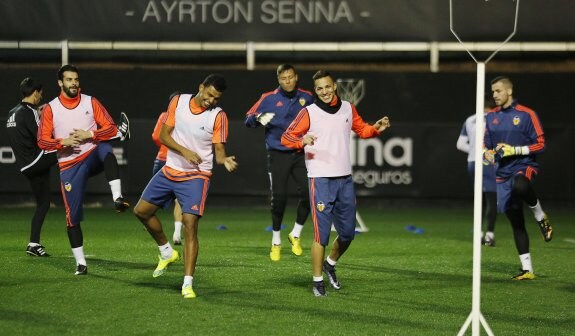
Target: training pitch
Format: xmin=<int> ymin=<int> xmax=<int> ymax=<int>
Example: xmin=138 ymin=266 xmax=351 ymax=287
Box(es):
xmin=0 ymin=206 xmax=573 ymax=335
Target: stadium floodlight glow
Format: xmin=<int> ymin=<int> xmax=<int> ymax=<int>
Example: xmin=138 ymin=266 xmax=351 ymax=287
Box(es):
xmin=450 ymin=1 xmax=520 ymax=336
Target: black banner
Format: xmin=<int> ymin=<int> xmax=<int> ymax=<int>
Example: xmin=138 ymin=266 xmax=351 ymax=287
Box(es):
xmin=1 ymin=121 xmax=573 ymax=202
xmin=1 ymin=69 xmax=573 ymax=202
xmin=0 ymin=0 xmax=573 ymax=42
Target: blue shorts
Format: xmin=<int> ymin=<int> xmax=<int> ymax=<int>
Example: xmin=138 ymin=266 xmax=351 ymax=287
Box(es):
xmin=497 ymin=165 xmax=538 ymax=213
xmin=467 ymin=161 xmax=496 ymax=193
xmin=309 ymin=176 xmax=356 ymax=246
xmin=60 ymin=143 xmax=113 ymax=226
xmin=141 ymin=170 xmax=210 ymax=216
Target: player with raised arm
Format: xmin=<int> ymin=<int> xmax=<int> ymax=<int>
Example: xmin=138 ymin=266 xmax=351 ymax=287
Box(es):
xmin=282 ymin=70 xmax=390 ymax=296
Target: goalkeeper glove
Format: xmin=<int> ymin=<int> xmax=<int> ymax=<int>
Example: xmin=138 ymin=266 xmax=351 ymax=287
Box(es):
xmin=256 ymin=112 xmax=275 ymax=126
xmin=483 ymin=149 xmax=496 ymax=165
xmin=496 ymin=143 xmax=530 ymax=157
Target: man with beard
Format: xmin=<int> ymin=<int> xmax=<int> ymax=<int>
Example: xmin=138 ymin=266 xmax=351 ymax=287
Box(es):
xmin=282 ymin=70 xmax=390 ymax=296
xmin=37 ymin=64 xmax=130 ymax=275
xmin=245 ymin=64 xmax=314 ymax=261
xmin=483 ymin=75 xmax=552 ymax=280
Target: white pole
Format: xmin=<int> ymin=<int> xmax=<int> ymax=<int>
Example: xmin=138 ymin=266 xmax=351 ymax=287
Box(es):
xmin=451 ymin=1 xmax=520 ymax=334
xmin=471 ymin=62 xmax=486 ymax=336
xmin=61 ymin=39 xmax=68 ymax=65
xmin=246 ymin=41 xmax=255 ymax=71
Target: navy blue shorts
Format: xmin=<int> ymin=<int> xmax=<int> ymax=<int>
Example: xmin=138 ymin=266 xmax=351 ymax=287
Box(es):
xmin=141 ymin=169 xmax=210 ymax=216
xmin=496 ymin=165 xmax=538 ymax=213
xmin=309 ymin=175 xmax=356 ymax=246
xmin=60 ymin=143 xmax=113 ymax=226
xmin=467 ymin=161 xmax=497 ymax=193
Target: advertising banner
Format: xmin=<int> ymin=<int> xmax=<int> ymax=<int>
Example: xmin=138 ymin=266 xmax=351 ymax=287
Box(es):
xmin=1 ymin=120 xmax=572 ymax=202
xmin=0 ymin=0 xmax=572 ymax=42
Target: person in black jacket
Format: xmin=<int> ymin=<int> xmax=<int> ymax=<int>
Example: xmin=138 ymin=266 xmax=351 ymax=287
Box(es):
xmin=6 ymin=77 xmax=57 ymax=257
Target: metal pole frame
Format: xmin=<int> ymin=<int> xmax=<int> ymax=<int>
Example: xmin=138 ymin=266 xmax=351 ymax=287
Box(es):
xmin=450 ymin=1 xmax=520 ymax=335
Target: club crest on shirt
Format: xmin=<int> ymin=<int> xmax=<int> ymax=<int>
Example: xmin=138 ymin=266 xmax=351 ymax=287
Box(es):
xmin=492 ymin=118 xmax=499 ymax=125
xmin=64 ymin=182 xmax=72 ymax=192
xmin=299 ymin=98 xmax=306 ymax=106
xmin=316 ymin=201 xmax=325 ymax=212
xmin=513 ymin=116 xmax=521 ymax=126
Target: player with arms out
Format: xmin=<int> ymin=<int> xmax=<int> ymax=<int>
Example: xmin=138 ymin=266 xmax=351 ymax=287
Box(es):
xmin=484 ymin=75 xmax=552 ymax=280
xmin=133 ymin=74 xmax=238 ymax=299
xmin=282 ymin=70 xmax=390 ymax=296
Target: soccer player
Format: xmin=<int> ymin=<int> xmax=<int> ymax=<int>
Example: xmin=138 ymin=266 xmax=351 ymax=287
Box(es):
xmin=6 ymin=77 xmax=57 ymax=257
xmin=483 ymin=75 xmax=552 ymax=280
xmin=37 ymin=64 xmax=130 ymax=275
xmin=151 ymin=92 xmax=183 ymax=245
xmin=133 ymin=74 xmax=238 ymax=299
xmin=456 ymin=96 xmax=498 ymax=246
xmin=281 ymin=70 xmax=390 ymax=296
xmin=245 ymin=64 xmax=314 ymax=261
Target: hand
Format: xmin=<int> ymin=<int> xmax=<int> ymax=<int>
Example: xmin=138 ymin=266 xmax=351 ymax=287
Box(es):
xmin=483 ymin=149 xmax=496 ymax=165
xmin=256 ymin=113 xmax=275 ymax=126
xmin=70 ymin=129 xmax=93 ymax=141
xmin=223 ymin=156 xmax=238 ymax=172
xmin=302 ymin=134 xmax=317 ymax=146
xmin=60 ymin=136 xmax=82 ymax=147
xmin=182 ymin=149 xmax=202 ymax=165
xmin=374 ymin=116 xmax=390 ymax=132
xmin=496 ymin=143 xmax=527 ymax=157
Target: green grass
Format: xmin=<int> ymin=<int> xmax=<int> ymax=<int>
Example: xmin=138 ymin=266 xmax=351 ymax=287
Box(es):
xmin=0 ymin=206 xmax=573 ymax=335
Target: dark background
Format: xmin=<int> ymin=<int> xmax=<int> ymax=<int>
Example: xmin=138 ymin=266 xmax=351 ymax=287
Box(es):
xmin=1 ymin=0 xmax=574 ymax=206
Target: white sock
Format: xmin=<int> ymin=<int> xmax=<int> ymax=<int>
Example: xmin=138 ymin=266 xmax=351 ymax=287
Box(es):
xmin=28 ymin=242 xmax=40 ymax=247
xmin=108 ymin=179 xmax=122 ymax=200
xmin=72 ymin=246 xmax=87 ymax=266
xmin=519 ymin=253 xmax=533 ymax=273
xmin=313 ymin=276 xmax=324 ymax=282
xmin=183 ymin=276 xmax=193 ymax=287
xmin=290 ymin=223 xmax=304 ymax=238
xmin=272 ymin=230 xmax=281 ymax=246
xmin=485 ymin=231 xmax=494 ymax=240
xmin=528 ymin=200 xmax=545 ymax=222
xmin=159 ymin=242 xmax=174 ymax=260
xmin=326 ymin=256 xmax=337 ymax=266
xmin=174 ymin=221 xmax=183 ymax=237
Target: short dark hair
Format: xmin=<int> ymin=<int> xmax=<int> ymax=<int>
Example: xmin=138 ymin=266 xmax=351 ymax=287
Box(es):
xmin=169 ymin=91 xmax=181 ymax=102
xmin=57 ymin=64 xmax=79 ymax=81
xmin=20 ymin=77 xmax=42 ymax=98
xmin=202 ymin=74 xmax=227 ymax=92
xmin=312 ymin=69 xmax=334 ymax=82
xmin=490 ymin=75 xmax=513 ymax=88
xmin=277 ymin=64 xmax=296 ymax=76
